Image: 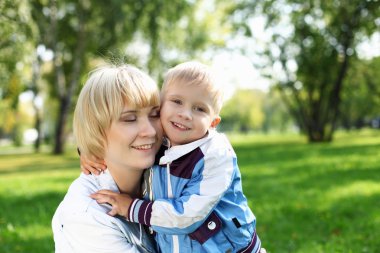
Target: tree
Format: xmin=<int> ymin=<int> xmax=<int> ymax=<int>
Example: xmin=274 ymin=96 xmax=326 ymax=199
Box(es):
xmin=339 ymin=56 xmax=380 ymax=129
xmin=0 ymin=0 xmax=36 ymax=144
xmin=230 ymin=0 xmax=380 ymax=142
xmin=30 ymin=0 xmax=201 ymax=154
xmin=220 ymin=89 xmax=265 ymax=132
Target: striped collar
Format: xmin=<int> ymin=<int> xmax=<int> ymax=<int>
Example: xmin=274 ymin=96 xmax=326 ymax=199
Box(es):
xmin=159 ymin=130 xmax=217 ymax=165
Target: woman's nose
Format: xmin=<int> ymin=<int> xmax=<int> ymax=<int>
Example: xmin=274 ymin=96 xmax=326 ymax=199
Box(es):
xmin=139 ymin=118 xmax=157 ymax=137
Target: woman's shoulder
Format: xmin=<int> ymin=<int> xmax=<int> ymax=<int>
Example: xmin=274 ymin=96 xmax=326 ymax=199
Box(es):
xmin=58 ymin=174 xmax=109 ymax=214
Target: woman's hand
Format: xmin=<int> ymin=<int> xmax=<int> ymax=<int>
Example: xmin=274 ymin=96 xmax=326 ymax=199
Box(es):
xmin=90 ymin=190 xmax=133 ymax=218
xmin=80 ymin=153 xmax=107 ymax=175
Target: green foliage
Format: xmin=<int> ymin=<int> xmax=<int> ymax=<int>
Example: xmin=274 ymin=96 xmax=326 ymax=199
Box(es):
xmin=0 ymin=0 xmax=36 ymax=100
xmin=1 ymin=130 xmax=379 ymax=252
xmin=221 ymin=89 xmax=265 ymax=132
xmin=339 ymin=56 xmax=380 ymax=128
xmin=27 ymin=0 xmax=217 ymax=153
xmin=263 ymin=88 xmax=295 ymax=133
xmin=1 ymin=0 xmax=231 ymax=152
xmin=230 ymin=0 xmax=380 ymax=142
xmin=220 ymin=88 xmax=295 ymax=133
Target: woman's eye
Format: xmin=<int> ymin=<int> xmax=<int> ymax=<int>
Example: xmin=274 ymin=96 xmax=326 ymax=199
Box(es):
xmin=150 ymin=110 xmax=160 ymax=118
xmin=121 ymin=116 xmax=136 ymax=122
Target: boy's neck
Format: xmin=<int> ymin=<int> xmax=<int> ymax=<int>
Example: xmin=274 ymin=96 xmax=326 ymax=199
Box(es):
xmin=166 ymin=130 xmax=212 ymax=148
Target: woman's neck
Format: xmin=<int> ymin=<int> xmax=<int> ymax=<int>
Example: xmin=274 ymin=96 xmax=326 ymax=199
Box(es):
xmin=105 ymin=162 xmax=144 ymax=197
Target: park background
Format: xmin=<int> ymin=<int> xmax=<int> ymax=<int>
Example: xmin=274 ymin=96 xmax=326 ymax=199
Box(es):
xmin=1 ymin=0 xmax=379 ymax=252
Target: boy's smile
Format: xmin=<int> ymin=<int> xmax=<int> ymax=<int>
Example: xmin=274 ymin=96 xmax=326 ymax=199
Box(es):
xmin=171 ymin=121 xmax=191 ymax=130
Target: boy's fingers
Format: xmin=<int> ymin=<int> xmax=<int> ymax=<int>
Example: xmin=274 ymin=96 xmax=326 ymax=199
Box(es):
xmin=91 ymin=193 xmax=110 ymax=204
xmin=89 ymin=164 xmax=103 ymax=175
xmin=96 ymin=189 xmax=114 ymax=195
xmin=86 ymin=165 xmax=100 ymax=175
xmin=89 ymin=156 xmax=107 ymax=168
xmin=108 ymin=209 xmax=117 ymax=216
xmin=81 ymin=165 xmax=90 ymax=175
xmin=88 ymin=161 xmax=106 ymax=172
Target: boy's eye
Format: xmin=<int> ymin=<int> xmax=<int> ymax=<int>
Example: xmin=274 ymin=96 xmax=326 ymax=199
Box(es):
xmin=193 ymin=106 xmax=206 ymax=112
xmin=171 ymin=99 xmax=182 ymax=105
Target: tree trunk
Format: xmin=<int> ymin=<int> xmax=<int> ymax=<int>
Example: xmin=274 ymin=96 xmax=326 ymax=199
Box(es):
xmin=31 ymin=54 xmax=42 ymax=153
xmin=53 ymin=97 xmax=69 ymax=154
xmin=52 ymin=7 xmax=86 ymax=154
xmin=34 ymin=112 xmax=42 ymax=152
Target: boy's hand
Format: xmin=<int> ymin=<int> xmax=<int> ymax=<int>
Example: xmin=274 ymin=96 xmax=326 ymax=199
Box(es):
xmin=90 ymin=190 xmax=133 ymax=218
xmin=260 ymin=248 xmax=267 ymax=253
xmin=80 ymin=153 xmax=107 ymax=175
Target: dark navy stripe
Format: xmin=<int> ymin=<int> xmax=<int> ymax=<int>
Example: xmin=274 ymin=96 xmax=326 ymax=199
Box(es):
xmin=238 ymin=230 xmax=258 ymax=253
xmin=169 ymin=147 xmax=204 ymax=179
xmin=154 ymin=145 xmax=167 ymax=165
xmin=136 ymin=200 xmax=152 ymax=226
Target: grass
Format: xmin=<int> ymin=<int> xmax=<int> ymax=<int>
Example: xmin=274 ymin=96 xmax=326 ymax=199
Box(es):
xmin=0 ymin=130 xmax=379 ymax=252
xmin=233 ymin=129 xmax=380 ymax=253
xmin=0 ymin=147 xmax=79 ymax=253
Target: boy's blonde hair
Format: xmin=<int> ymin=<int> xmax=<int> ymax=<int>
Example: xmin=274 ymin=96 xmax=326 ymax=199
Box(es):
xmin=161 ymin=61 xmax=224 ymax=114
xmin=73 ymin=64 xmax=159 ymax=158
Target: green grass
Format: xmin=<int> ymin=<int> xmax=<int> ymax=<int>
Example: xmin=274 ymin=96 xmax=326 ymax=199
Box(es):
xmin=233 ymin=130 xmax=380 ymax=253
xmin=0 ymin=130 xmax=379 ymax=252
xmin=0 ymin=147 xmax=80 ymax=253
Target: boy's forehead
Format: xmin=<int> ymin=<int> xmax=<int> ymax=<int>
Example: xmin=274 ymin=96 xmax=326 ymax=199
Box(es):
xmin=166 ymin=83 xmax=214 ymax=102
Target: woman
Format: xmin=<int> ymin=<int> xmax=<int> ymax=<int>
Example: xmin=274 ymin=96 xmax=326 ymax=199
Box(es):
xmin=52 ymin=64 xmax=163 ymax=252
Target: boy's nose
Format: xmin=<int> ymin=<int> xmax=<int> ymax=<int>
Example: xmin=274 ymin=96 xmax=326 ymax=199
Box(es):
xmin=178 ymin=109 xmax=192 ymax=120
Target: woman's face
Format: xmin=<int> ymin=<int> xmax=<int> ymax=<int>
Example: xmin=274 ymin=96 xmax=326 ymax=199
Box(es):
xmin=104 ymin=103 xmax=163 ymax=171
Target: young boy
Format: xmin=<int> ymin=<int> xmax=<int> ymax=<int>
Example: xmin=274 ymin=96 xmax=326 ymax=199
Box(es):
xmin=88 ymin=61 xmax=262 ymax=253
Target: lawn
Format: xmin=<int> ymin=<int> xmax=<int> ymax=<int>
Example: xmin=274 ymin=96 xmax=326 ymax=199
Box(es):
xmin=0 ymin=130 xmax=379 ymax=252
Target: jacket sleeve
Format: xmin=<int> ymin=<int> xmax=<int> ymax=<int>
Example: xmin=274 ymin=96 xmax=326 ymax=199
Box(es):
xmin=126 ymin=147 xmax=236 ymax=234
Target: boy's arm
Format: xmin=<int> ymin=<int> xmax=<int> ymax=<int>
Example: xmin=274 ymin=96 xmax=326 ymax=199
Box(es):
xmin=78 ymin=149 xmax=107 ymax=175
xmin=135 ymin=150 xmax=235 ymax=234
xmin=93 ymin=149 xmax=236 ymax=234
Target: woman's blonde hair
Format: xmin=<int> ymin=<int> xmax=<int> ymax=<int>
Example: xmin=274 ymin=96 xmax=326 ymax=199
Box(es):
xmin=73 ymin=64 xmax=159 ymax=158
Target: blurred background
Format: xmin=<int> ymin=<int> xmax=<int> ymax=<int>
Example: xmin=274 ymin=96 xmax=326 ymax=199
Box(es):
xmin=0 ymin=0 xmax=379 ymax=252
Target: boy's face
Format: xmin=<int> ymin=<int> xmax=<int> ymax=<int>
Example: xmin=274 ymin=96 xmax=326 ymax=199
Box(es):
xmin=160 ymin=83 xmax=220 ymax=146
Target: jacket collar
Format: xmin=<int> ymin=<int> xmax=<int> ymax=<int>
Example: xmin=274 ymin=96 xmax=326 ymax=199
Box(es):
xmin=92 ymin=169 xmax=120 ymax=193
xmin=159 ymin=130 xmax=216 ymax=165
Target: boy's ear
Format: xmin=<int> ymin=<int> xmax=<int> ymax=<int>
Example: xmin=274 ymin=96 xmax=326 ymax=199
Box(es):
xmin=210 ymin=116 xmax=221 ymax=128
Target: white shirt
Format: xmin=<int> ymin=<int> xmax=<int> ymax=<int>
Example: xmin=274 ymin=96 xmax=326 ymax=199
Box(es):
xmin=52 ymin=171 xmax=156 ymax=253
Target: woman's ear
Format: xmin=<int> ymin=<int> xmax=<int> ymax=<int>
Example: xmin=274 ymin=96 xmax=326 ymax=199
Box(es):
xmin=210 ymin=116 xmax=221 ymax=128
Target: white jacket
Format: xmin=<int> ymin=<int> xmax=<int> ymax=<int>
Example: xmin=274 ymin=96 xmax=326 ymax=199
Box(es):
xmin=52 ymin=171 xmax=157 ymax=253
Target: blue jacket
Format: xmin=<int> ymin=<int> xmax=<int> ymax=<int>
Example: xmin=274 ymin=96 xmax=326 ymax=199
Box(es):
xmin=128 ymin=130 xmax=261 ymax=253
